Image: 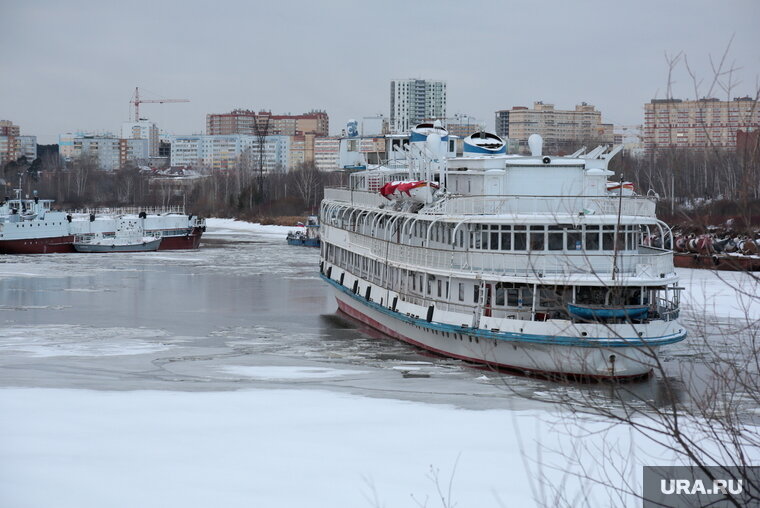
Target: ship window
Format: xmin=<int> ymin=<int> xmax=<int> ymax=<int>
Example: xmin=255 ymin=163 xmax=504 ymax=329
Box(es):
xmin=501 ymin=230 xmax=511 ymax=250
xmin=548 ymin=228 xmax=563 ymax=250
xmin=458 ymin=283 xmax=464 ymax=301
xmin=480 ymin=231 xmax=489 ymax=249
xmin=473 ymin=284 xmax=479 ymax=303
xmin=522 ymin=287 xmax=534 ymax=306
xmin=529 ymin=226 xmax=545 ymax=251
xmin=585 ymin=225 xmax=600 ymax=250
xmin=437 ymin=280 xmax=442 ymax=297
xmin=566 ymin=229 xmax=582 ymax=250
xmin=495 ymin=284 xmax=505 ymax=306
xmin=490 ymin=231 xmax=499 ymax=250
xmin=507 ymin=288 xmax=519 ymax=306
xmin=513 ymin=226 xmax=527 ymax=251
xmin=602 ymin=225 xmax=615 ymax=250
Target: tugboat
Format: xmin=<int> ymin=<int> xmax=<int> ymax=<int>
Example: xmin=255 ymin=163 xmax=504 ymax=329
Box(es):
xmin=287 ymin=215 xmax=320 ymax=247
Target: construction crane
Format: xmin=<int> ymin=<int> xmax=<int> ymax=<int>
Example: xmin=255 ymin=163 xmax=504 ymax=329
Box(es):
xmin=130 ymin=87 xmax=189 ymax=122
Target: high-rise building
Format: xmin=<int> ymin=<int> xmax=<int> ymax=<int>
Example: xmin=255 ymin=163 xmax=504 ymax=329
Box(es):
xmin=494 ymin=110 xmax=510 ymax=139
xmin=314 ymin=137 xmax=341 ymax=172
xmin=496 ymin=102 xmax=613 ymax=151
xmin=643 ymin=97 xmax=759 ymax=152
xmin=206 ymin=110 xmax=329 ymax=137
xmin=289 ymin=133 xmax=318 ymax=168
xmin=0 ymin=120 xmax=20 ymax=137
xmin=0 ymin=120 xmax=36 ymax=166
xmin=121 ymin=120 xmax=160 ymax=157
xmin=390 ymin=79 xmax=447 ymax=133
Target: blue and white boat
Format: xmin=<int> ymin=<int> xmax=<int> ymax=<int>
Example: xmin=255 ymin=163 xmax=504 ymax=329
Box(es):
xmin=318 ymin=125 xmax=686 ymax=380
xmin=286 ymin=215 xmax=320 ymax=247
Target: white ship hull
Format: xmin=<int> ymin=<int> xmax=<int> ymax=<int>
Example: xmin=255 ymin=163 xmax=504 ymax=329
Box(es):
xmin=323 ymin=273 xmax=682 ymax=380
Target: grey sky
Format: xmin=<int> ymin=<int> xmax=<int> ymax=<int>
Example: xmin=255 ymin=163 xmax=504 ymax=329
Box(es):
xmin=2 ymin=0 xmax=758 ymax=144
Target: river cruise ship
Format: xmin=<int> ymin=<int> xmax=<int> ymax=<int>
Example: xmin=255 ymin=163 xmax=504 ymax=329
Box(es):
xmin=318 ymin=124 xmax=686 ymax=380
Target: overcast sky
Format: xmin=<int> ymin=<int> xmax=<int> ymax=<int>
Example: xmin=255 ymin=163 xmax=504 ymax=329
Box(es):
xmin=2 ymin=0 xmax=758 ymax=144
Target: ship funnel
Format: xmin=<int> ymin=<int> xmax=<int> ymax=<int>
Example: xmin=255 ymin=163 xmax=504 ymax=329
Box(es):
xmin=410 ymin=123 xmax=449 ymax=143
xmin=528 ymin=134 xmax=543 ymax=156
xmin=463 ymin=131 xmax=507 ymax=157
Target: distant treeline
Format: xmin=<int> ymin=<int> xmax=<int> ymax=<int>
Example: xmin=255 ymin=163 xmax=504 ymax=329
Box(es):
xmin=2 ymin=153 xmax=345 ymax=220
xmin=3 ymin=144 xmax=758 ymax=229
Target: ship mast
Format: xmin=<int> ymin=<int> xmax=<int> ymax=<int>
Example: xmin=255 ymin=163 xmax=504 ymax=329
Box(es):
xmin=611 ymin=175 xmax=624 ymax=281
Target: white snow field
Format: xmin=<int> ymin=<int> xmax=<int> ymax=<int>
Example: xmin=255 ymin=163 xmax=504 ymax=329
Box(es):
xmin=0 ymin=387 xmax=696 ymax=508
xmin=204 ymin=218 xmax=295 ymax=238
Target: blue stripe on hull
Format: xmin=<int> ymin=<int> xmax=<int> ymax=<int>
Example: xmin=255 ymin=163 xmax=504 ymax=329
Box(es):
xmin=320 ymin=274 xmax=687 ymax=348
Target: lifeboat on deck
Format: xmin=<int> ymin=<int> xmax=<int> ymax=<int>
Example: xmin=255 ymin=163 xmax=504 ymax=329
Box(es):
xmin=379 ymin=180 xmax=440 ymax=203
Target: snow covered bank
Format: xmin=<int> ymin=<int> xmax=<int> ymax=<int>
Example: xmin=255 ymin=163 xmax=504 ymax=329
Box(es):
xmin=676 ymin=267 xmax=759 ymax=320
xmin=204 ymin=218 xmax=297 ymax=238
xmin=0 ymin=387 xmax=699 ymax=508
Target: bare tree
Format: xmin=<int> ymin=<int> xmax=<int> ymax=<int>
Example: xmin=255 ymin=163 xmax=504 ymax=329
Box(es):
xmin=290 ymin=162 xmax=323 ymax=212
xmin=510 ymin=43 xmax=760 ymax=508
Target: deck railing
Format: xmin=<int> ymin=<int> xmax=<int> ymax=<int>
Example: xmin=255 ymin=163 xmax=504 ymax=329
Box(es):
xmin=323 ymin=224 xmax=674 ymax=279
xmin=67 ymin=205 xmax=187 ymax=216
xmin=323 ymin=188 xmax=657 ymax=218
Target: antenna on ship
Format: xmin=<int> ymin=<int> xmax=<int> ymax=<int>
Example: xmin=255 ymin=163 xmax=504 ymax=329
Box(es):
xmin=611 ymin=173 xmax=624 ymax=281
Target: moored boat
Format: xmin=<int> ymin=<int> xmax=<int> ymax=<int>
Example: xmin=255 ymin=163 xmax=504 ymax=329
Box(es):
xmin=286 ymin=215 xmax=320 ymax=247
xmin=318 ymin=126 xmax=686 ymax=380
xmin=73 ymin=226 xmax=162 ymax=253
xmin=0 ymin=190 xmax=204 ymax=254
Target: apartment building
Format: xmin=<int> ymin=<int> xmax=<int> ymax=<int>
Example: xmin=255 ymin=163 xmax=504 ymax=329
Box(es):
xmin=0 ymin=120 xmax=37 ymax=165
xmin=206 ymin=110 xmax=329 ymax=137
xmin=58 ymin=133 xmax=148 ymax=170
xmin=314 ymin=137 xmax=341 ymax=172
xmin=121 ymin=120 xmax=160 ymax=157
xmin=643 ymin=97 xmax=760 ymax=152
xmin=390 ymin=79 xmax=447 ymax=133
xmin=169 ymin=134 xmax=291 ymax=172
xmin=289 ymin=133 xmax=318 ymax=168
xmin=496 ymin=102 xmax=613 ymax=150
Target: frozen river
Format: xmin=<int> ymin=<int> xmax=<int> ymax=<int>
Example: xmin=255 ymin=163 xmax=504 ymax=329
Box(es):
xmin=1 ymin=219 xmax=758 ymax=507
xmin=0 ymin=220 xmax=559 ymax=409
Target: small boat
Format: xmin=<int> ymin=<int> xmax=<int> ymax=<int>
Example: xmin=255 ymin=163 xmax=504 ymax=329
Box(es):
xmin=73 ymin=229 xmax=162 ymax=253
xmin=567 ymin=304 xmax=649 ymax=321
xmin=286 ymin=215 xmax=320 ymax=247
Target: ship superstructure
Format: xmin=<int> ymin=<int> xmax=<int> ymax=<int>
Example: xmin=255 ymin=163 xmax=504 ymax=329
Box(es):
xmin=318 ymin=125 xmax=685 ymax=379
